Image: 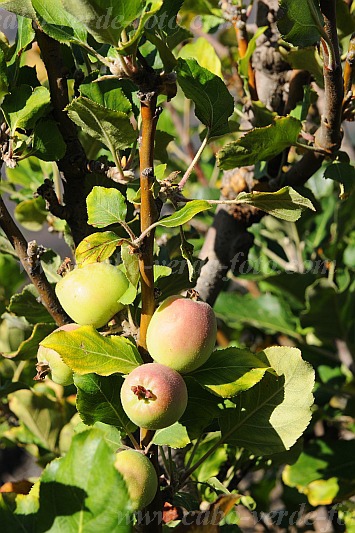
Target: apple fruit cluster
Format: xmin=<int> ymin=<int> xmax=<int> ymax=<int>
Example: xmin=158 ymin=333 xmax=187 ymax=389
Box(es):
xmin=120 ymin=295 xmax=217 ymax=430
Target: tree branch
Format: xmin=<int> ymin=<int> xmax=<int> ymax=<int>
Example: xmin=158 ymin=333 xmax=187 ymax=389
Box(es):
xmin=314 ymin=0 xmax=344 ymax=152
xmin=35 ymin=28 xmax=90 ymax=247
xmin=0 ymin=194 xmax=70 ymax=326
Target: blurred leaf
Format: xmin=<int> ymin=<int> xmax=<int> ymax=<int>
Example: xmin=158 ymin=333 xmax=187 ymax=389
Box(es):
xmin=278 ymin=0 xmax=324 ymax=47
xmin=178 ymin=37 xmax=222 ymax=77
xmin=87 ymin=186 xmax=127 ymax=228
xmin=8 ymin=389 xmax=70 ymax=451
xmin=154 ymin=130 xmax=175 ymax=163
xmin=2 ymin=322 xmax=56 ymax=360
xmin=220 ymin=347 xmax=315 ymax=455
xmin=0 ymin=0 xmax=36 ymax=18
xmin=214 ymin=292 xmax=301 ymax=338
xmin=32 ymin=0 xmax=88 ymax=45
xmin=238 ymin=27 xmax=267 ymax=79
xmin=76 ymin=231 xmax=123 ymax=265
xmin=67 ymin=97 xmax=137 ymax=154
xmin=236 ymin=187 xmax=315 ymax=222
xmin=32 ymin=119 xmax=66 ymax=161
xmin=324 ymin=161 xmax=355 ymax=199
xmin=190 ymin=347 xmax=269 ymax=398
xmin=8 ymin=285 xmax=54 ymax=324
xmin=218 ymin=117 xmax=302 ymax=168
xmin=0 ymin=48 xmax=8 ymax=104
xmin=40 ymin=325 xmax=143 ymax=376
xmin=1 ymin=85 xmax=51 ymax=135
xmin=281 ymin=45 xmax=324 ymax=87
xmin=176 ymin=58 xmax=234 ymax=138
xmin=14 ymin=197 xmax=48 ymax=231
xmin=283 ymin=439 xmax=355 ymax=504
xmin=0 ymin=381 xmax=30 ymax=397
xmin=74 ymin=373 xmax=136 ymax=434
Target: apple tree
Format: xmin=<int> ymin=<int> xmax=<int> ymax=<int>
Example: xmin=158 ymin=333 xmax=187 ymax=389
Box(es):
xmin=0 ymin=0 xmax=354 ymax=531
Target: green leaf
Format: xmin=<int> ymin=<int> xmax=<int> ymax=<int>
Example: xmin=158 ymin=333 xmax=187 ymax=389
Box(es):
xmin=76 ymin=231 xmax=123 ymax=265
xmin=190 ymin=347 xmax=269 ymax=398
xmin=87 ymin=186 xmax=127 ymax=228
xmin=32 ymin=119 xmax=66 ymax=161
xmin=117 ymin=0 xmax=163 ymax=55
xmin=324 ymin=161 xmax=355 ymax=199
xmin=2 ymin=323 xmax=56 ymax=360
xmin=238 ymin=26 xmax=267 ymax=79
xmin=80 ymin=80 xmax=131 ymax=114
xmin=180 ymin=377 xmax=222 ymax=440
xmin=121 ymin=242 xmax=140 ymax=287
xmin=154 ymin=200 xmax=211 ymax=229
xmin=283 ymin=439 xmax=355 ymax=505
xmin=32 ymin=0 xmax=88 ymax=45
xmin=8 ymin=284 xmax=54 ymax=324
xmin=0 ymin=0 xmax=36 ymax=18
xmin=74 ymin=373 xmax=136 ymax=434
xmin=40 ymin=325 xmax=143 ymax=376
xmin=1 ymin=85 xmax=51 ymax=135
xmin=9 ymin=389 xmax=71 ymax=451
xmin=278 ymin=0 xmax=325 ymax=47
xmin=220 ymin=346 xmax=315 ymax=455
xmin=38 ymin=430 xmax=131 ymax=530
xmin=214 ymin=292 xmax=301 ymax=339
xmin=14 ymin=197 xmax=48 ymax=231
xmin=176 ymin=58 xmax=234 ymax=138
xmin=154 ymin=130 xmax=174 ymax=163
xmin=0 ymin=49 xmax=8 ymax=104
xmin=236 ymin=186 xmax=316 ymax=222
xmin=67 ymin=96 xmax=137 ymax=154
xmin=218 ymin=116 xmax=302 ymax=168
xmin=178 ymin=37 xmax=222 ymax=77
xmin=186 ymin=433 xmax=227 ymax=482
xmin=152 ymin=422 xmax=191 ymax=448
xmin=62 ymin=0 xmax=143 ymax=46
xmin=9 ymin=15 xmax=35 ymax=66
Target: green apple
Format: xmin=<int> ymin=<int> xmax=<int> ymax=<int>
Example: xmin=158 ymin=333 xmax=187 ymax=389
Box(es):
xmin=36 ymin=323 xmax=78 ymax=386
xmin=120 ymin=363 xmax=188 ymax=430
xmin=146 ymin=295 xmax=217 ymax=373
xmin=114 ymin=449 xmax=158 ymax=511
xmin=55 ymin=262 xmax=129 ymax=328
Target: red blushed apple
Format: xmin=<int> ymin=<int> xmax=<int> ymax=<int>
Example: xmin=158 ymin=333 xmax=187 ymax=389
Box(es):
xmin=146 ymin=295 xmax=217 ymax=373
xmin=120 ymin=363 xmax=188 ymax=430
xmin=114 ymin=449 xmax=158 ymax=511
xmin=36 ymin=323 xmax=79 ymax=386
xmin=55 ymin=262 xmax=129 ymax=328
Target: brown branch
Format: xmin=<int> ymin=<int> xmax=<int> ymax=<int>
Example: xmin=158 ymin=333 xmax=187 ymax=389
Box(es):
xmin=36 ymin=179 xmax=69 ymax=220
xmin=35 ymin=28 xmax=90 ymax=247
xmin=343 ymin=33 xmax=355 ymax=99
xmin=0 ymin=194 xmax=70 ymax=326
xmin=314 ymin=0 xmax=344 ymax=152
xmin=234 ymin=15 xmax=258 ymax=100
xmin=137 ymin=95 xmax=160 ymax=357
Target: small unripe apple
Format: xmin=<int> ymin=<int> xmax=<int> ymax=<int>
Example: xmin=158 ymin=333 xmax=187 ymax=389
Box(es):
xmin=146 ymin=295 xmax=217 ymax=373
xmin=120 ymin=363 xmax=188 ymax=430
xmin=55 ymin=262 xmax=129 ymax=328
xmin=114 ymin=449 xmax=158 ymax=511
xmin=36 ymin=323 xmax=79 ymax=386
